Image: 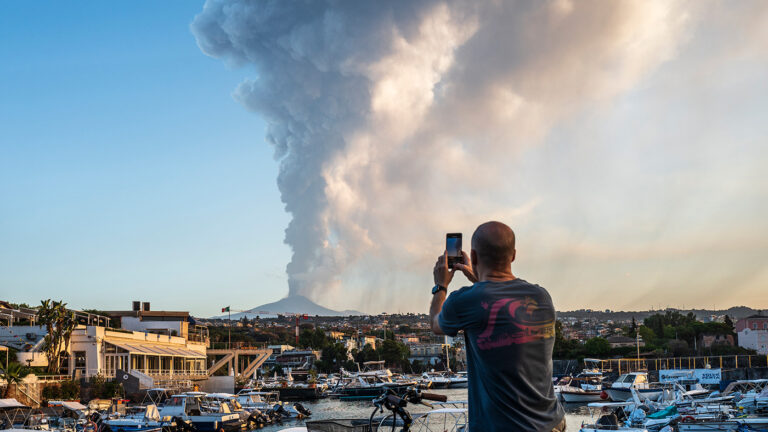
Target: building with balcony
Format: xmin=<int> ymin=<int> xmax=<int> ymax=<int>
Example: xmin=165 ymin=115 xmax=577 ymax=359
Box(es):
xmin=67 ymin=325 xmax=207 ymax=380
xmin=736 ymin=315 xmax=768 ymax=354
xmin=407 ymin=343 xmax=447 ymax=365
xmin=1 ymin=301 xmax=210 ymax=385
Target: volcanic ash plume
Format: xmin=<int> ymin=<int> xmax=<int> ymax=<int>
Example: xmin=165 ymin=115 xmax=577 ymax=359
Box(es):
xmin=192 ymin=0 xmax=690 ymax=310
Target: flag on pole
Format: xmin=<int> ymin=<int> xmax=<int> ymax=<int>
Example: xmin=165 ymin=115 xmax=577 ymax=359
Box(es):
xmin=222 ymin=306 xmax=230 ymax=313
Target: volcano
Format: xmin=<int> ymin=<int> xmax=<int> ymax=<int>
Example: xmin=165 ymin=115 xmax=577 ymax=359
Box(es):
xmin=216 ymin=295 xmax=363 ymax=319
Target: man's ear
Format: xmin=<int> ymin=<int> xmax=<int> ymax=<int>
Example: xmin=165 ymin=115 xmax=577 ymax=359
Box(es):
xmin=471 ymin=249 xmax=478 ymax=266
xmin=510 ymin=249 xmax=516 ymax=263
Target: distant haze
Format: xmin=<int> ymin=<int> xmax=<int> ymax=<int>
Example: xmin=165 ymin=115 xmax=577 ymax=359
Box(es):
xmin=192 ymin=1 xmax=768 ymax=313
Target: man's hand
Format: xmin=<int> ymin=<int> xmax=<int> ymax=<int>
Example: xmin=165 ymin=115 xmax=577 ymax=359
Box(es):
xmin=453 ymin=251 xmax=477 ymax=283
xmin=433 ymin=252 xmax=455 ymax=288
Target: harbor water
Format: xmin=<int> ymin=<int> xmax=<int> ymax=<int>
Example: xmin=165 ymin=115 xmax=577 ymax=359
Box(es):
xmin=261 ymin=388 xmax=592 ymax=431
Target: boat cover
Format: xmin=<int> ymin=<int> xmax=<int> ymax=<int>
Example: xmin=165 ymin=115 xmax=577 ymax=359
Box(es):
xmin=60 ymin=401 xmax=87 ymax=410
xmin=646 ymin=405 xmax=678 ymax=419
xmin=0 ymin=398 xmax=26 ymax=408
xmin=144 ymin=404 xmax=160 ymax=421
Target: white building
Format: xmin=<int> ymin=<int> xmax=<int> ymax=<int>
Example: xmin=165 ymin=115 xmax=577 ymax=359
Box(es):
xmin=407 ymin=343 xmax=447 ymax=365
xmin=67 ymin=324 xmax=207 ymax=379
xmin=2 ymin=301 xmax=209 ymax=382
xmin=736 ymin=315 xmax=768 ymax=354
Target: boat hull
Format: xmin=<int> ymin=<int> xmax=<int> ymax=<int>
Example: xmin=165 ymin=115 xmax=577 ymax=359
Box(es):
xmin=105 ymin=425 xmax=163 ymax=432
xmin=678 ymin=419 xmax=768 ymax=432
xmin=605 ymin=387 xmax=662 ymax=402
xmin=272 ymin=387 xmax=322 ymax=401
xmin=560 ymin=390 xmax=604 ymax=403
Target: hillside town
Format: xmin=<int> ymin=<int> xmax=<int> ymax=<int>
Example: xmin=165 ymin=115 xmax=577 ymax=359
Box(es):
xmin=2 ymin=299 xmax=767 ymax=406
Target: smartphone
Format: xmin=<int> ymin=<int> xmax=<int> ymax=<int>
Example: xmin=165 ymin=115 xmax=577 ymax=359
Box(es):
xmin=446 ymin=233 xmax=463 ymax=269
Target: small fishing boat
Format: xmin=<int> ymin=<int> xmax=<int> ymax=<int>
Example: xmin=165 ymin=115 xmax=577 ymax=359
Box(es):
xmin=420 ymin=371 xmax=452 ymax=389
xmin=560 ymin=367 xmax=606 ymax=403
xmin=605 ymin=372 xmax=664 ymax=402
xmin=157 ymin=394 xmax=241 ymax=432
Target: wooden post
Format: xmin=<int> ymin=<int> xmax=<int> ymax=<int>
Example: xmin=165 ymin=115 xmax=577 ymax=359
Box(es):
xmin=720 ymin=356 xmax=723 ymax=369
xmin=749 ymin=356 xmax=752 ymax=368
xmin=735 ymin=355 xmax=738 ymax=369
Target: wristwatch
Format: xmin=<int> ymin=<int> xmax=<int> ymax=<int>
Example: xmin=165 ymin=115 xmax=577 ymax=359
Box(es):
xmin=432 ymin=284 xmax=446 ymax=295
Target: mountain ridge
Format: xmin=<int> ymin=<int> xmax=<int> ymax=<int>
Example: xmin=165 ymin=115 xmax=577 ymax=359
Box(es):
xmin=214 ymin=295 xmax=363 ymax=319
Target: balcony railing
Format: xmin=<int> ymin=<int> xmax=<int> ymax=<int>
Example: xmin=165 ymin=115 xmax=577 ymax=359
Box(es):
xmin=132 ymin=369 xmax=208 ymax=380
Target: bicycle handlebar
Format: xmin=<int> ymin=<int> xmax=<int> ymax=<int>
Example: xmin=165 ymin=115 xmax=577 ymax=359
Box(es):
xmin=420 ymin=392 xmax=448 ymax=402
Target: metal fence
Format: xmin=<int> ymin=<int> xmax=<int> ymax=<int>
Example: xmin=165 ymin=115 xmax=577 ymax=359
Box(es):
xmin=596 ymin=354 xmax=768 ymax=374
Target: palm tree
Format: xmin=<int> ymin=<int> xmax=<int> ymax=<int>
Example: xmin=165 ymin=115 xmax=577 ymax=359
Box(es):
xmin=1 ymin=363 xmax=30 ymax=398
xmin=38 ymin=300 xmax=77 ymax=373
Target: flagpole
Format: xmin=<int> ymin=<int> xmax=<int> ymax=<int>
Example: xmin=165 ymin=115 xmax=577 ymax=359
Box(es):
xmin=228 ymin=306 xmax=231 ymax=349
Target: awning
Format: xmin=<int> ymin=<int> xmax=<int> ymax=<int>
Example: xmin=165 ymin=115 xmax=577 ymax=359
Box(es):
xmin=0 ymin=346 xmax=8 ymax=352
xmin=107 ymin=341 xmax=205 ymax=358
xmin=0 ymin=398 xmax=26 ymax=408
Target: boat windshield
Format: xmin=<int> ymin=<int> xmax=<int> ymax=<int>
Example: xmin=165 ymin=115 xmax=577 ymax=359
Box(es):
xmin=165 ymin=397 xmax=185 ymax=407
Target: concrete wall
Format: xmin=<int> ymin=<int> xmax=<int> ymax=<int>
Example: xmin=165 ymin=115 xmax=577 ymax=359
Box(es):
xmin=120 ymin=317 xmax=188 ymax=338
xmin=200 ymin=376 xmax=235 ymax=394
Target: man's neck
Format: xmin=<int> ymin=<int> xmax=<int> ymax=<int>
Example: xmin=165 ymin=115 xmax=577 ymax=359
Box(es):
xmin=478 ymin=268 xmax=516 ymax=282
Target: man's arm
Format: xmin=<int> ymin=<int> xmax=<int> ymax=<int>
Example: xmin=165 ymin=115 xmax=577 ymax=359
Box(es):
xmin=430 ymin=252 xmax=455 ymax=335
xmin=430 ymin=250 xmax=475 ymax=335
xmin=430 ymin=289 xmax=447 ymax=335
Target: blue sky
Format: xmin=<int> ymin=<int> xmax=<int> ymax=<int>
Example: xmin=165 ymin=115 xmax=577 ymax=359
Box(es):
xmin=0 ymin=1 xmax=291 ymax=316
xmin=3 ymin=1 xmax=767 ymax=316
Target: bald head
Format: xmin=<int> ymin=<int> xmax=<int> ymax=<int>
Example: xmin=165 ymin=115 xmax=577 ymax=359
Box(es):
xmin=471 ymin=221 xmax=516 ymax=270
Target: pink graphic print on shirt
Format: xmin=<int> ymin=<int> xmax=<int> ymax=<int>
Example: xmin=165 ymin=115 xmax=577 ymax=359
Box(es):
xmin=476 ymin=297 xmax=555 ymax=350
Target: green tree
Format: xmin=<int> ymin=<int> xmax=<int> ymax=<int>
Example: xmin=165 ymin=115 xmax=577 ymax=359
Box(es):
xmin=1 ymin=363 xmax=30 ymax=397
xmin=316 ymin=342 xmax=349 ymax=372
xmin=724 ymin=315 xmax=735 ymax=335
xmin=353 ymin=344 xmax=378 ymax=364
xmin=38 ymin=299 xmax=77 ymax=373
xmin=379 ymin=339 xmax=410 ymax=370
xmin=584 ymin=338 xmax=610 ymax=356
xmin=553 ymin=320 xmax=582 ymax=359
xmin=638 ymin=326 xmax=656 ymax=347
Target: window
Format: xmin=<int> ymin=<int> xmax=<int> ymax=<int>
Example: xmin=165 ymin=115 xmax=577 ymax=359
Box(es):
xmin=754 ymin=323 xmax=759 ymax=330
xmin=74 ymin=351 xmax=86 ymax=369
xmin=764 ymin=323 xmax=767 ymax=330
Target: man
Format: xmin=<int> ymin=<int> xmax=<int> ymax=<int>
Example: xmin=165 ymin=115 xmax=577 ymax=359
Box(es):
xmin=430 ymin=221 xmax=565 ymax=431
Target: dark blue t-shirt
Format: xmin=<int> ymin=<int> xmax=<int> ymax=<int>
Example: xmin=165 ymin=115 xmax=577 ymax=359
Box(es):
xmin=439 ymin=279 xmax=564 ymax=431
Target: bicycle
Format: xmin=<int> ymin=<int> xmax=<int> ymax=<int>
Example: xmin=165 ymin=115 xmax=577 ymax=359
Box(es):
xmin=369 ymin=387 xmax=467 ymax=432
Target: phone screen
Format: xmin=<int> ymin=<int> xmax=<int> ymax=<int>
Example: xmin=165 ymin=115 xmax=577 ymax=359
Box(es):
xmin=446 ymin=233 xmax=462 ymax=263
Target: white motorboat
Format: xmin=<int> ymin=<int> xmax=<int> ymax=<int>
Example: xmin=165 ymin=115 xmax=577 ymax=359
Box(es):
xmin=560 ymin=370 xmax=605 ymax=403
xmin=158 ymin=394 xmax=241 ymax=432
xmin=235 ymin=390 xmax=281 ymax=412
xmin=447 ymin=371 xmax=468 ymax=388
xmin=606 ymin=372 xmax=665 ymax=402
xmin=101 ymin=404 xmax=168 ymax=432
xmin=421 ymin=371 xmax=452 ymax=389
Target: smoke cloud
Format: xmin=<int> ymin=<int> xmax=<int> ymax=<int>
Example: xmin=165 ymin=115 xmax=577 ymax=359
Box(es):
xmin=192 ymin=1 xmax=768 ymax=311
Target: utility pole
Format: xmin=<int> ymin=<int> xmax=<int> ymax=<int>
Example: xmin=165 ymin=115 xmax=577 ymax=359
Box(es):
xmin=228 ymin=307 xmax=231 ymax=349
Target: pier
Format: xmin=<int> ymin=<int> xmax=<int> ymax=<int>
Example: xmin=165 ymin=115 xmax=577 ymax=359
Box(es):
xmin=206 ymin=348 xmax=273 ymax=379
